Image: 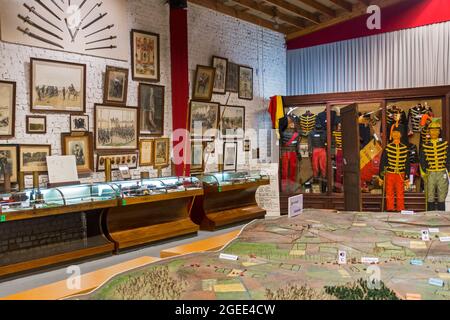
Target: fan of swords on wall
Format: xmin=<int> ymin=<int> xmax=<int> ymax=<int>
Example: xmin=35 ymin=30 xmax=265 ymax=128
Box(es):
xmin=0 ymin=0 xmax=128 ymax=61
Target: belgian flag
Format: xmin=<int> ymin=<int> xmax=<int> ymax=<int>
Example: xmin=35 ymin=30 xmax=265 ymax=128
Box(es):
xmin=268 ymin=96 xmax=285 ymax=129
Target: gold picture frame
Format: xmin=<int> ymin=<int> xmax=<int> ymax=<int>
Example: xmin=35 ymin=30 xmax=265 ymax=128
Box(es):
xmin=139 ymin=139 xmax=154 ymax=167
xmin=153 ymin=138 xmax=170 ymax=168
xmin=61 ymin=133 xmax=94 ymax=174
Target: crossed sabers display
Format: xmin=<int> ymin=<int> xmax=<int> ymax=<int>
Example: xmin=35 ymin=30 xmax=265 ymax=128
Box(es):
xmin=18 ymin=0 xmax=116 ymax=50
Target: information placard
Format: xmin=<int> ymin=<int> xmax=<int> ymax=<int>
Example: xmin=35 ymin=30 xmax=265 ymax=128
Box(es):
xmin=288 ymin=194 xmax=303 ymax=218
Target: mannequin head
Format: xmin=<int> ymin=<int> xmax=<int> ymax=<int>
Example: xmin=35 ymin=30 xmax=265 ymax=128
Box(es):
xmin=391 ymin=130 xmax=402 ymax=144
xmin=429 ymin=121 xmax=442 ymax=140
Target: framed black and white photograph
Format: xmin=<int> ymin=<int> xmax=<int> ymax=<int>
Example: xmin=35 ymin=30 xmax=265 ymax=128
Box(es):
xmin=62 ymin=133 xmax=94 ymax=174
xmin=238 ymin=66 xmax=253 ymax=100
xmin=70 ymin=115 xmax=90 ymax=133
xmin=0 ymin=80 xmax=16 ymax=139
xmin=0 ymin=144 xmax=18 ymax=183
xmin=104 ymin=66 xmax=129 ymax=105
xmin=19 ymin=144 xmax=52 ymax=173
xmin=220 ymin=105 xmax=245 ymax=139
xmin=189 ymin=101 xmax=220 ymax=139
xmin=190 ymin=141 xmax=205 ymax=174
xmin=31 ymin=58 xmax=86 ymax=113
xmin=193 ymin=65 xmax=215 ymax=101
xmin=223 ymin=142 xmax=238 ymax=172
xmin=26 ymin=116 xmax=46 ymax=134
xmin=226 ymin=62 xmax=239 ymax=93
xmin=139 ymin=84 xmax=164 ymax=137
xmin=154 ymin=138 xmax=170 ymax=168
xmin=212 ymin=56 xmax=228 ymax=94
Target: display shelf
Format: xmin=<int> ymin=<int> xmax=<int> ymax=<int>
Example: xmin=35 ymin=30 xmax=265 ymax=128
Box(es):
xmin=191 ymin=171 xmax=270 ymax=231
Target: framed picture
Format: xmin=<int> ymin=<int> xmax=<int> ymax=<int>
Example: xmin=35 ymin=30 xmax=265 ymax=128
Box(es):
xmin=104 ymin=66 xmax=129 ymax=105
xmin=119 ymin=165 xmax=131 ymax=180
xmin=19 ymin=145 xmax=52 ymax=173
xmin=220 ymin=106 xmax=245 ymax=139
xmin=154 ymin=138 xmax=170 ymax=168
xmin=0 ymin=145 xmax=18 ymax=183
xmin=226 ymin=62 xmax=239 ymax=93
xmin=30 ymin=58 xmax=86 ymax=113
xmin=223 ymin=142 xmax=238 ymax=172
xmin=238 ymin=66 xmax=253 ymax=100
xmin=190 ymin=141 xmax=204 ymax=174
xmin=96 ymin=152 xmax=139 ymax=172
xmin=189 ymin=101 xmax=219 ymax=139
xmin=70 ymin=115 xmax=89 ymax=133
xmin=193 ymin=65 xmax=215 ymax=101
xmin=131 ymin=29 xmax=160 ymax=82
xmin=26 ymin=116 xmax=46 ymax=134
xmin=139 ymin=139 xmax=154 ymax=167
xmin=62 ymin=133 xmax=94 ymax=174
xmin=212 ymin=56 xmax=228 ymax=94
xmin=244 ymin=139 xmax=251 ymax=152
xmin=139 ymin=84 xmax=164 ymax=136
xmin=94 ymin=104 xmax=139 ymax=152
xmin=0 ymin=81 xmax=16 ymax=139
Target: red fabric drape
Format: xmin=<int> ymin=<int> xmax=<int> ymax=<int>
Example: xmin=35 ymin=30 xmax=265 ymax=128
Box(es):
xmin=170 ymin=7 xmax=190 ymax=176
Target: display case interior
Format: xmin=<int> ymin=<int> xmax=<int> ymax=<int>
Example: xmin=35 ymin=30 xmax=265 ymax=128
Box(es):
xmin=200 ymin=170 xmax=270 ymax=187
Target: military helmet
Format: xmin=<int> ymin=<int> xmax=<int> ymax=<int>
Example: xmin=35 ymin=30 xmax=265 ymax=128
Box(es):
xmin=429 ymin=119 xmax=442 ymax=130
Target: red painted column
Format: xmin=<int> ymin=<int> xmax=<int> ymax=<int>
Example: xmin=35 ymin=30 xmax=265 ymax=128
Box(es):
xmin=170 ymin=4 xmax=190 ymax=176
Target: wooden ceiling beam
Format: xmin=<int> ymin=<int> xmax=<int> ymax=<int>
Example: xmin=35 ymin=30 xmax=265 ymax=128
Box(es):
xmin=263 ymin=0 xmax=321 ymax=24
xmin=298 ymin=0 xmax=336 ymax=17
xmin=328 ymin=0 xmax=353 ymax=12
xmin=188 ymin=0 xmax=291 ymax=34
xmin=231 ymin=0 xmax=305 ymax=28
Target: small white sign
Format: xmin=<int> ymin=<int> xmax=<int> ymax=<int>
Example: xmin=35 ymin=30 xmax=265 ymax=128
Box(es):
xmin=439 ymin=236 xmax=450 ymax=242
xmin=361 ymin=257 xmax=379 ymax=264
xmin=219 ymin=253 xmax=239 ymax=261
xmin=401 ymin=210 xmax=415 ymax=215
xmin=288 ymin=194 xmax=303 ymax=218
xmin=338 ymin=251 xmax=347 ymax=265
xmin=421 ymin=230 xmax=430 ymax=242
xmin=429 ymin=228 xmax=440 ymax=233
xmin=46 ymin=156 xmax=79 ymax=185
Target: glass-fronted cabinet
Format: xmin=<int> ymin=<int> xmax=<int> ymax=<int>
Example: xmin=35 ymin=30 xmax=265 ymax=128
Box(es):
xmin=198 ymin=170 xmax=270 ymax=187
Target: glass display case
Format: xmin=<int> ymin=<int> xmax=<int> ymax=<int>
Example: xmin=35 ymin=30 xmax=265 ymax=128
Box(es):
xmin=198 ymin=170 xmax=270 ymax=187
xmin=0 ymin=183 xmax=118 ymax=215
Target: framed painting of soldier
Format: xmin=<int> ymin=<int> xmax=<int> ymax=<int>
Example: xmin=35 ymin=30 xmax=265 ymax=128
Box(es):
xmin=212 ymin=56 xmax=228 ymax=94
xmin=0 ymin=145 xmax=19 ymax=183
xmin=193 ymin=65 xmax=215 ymax=101
xmin=0 ymin=80 xmax=16 ymax=139
xmin=104 ymin=66 xmax=129 ymax=105
xmin=30 ymin=58 xmax=86 ymax=113
xmin=61 ymin=133 xmax=94 ymax=174
xmin=139 ymin=83 xmax=164 ymax=136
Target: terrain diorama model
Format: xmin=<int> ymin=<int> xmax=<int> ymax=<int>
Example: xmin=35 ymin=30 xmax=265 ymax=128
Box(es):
xmin=75 ymin=209 xmax=450 ymax=300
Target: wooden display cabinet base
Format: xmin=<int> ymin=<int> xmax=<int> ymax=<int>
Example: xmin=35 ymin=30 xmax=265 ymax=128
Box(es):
xmin=198 ymin=205 xmax=266 ymax=231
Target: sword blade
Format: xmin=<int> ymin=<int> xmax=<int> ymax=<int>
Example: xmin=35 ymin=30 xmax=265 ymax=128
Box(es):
xmin=85 ymin=45 xmax=117 ymax=51
xmin=79 ymin=0 xmax=88 ymax=9
xmin=24 ymin=3 xmax=63 ymax=32
xmin=50 ymin=0 xmax=64 ymax=12
xmin=18 ymin=27 xmax=64 ymax=49
xmin=18 ymin=14 xmax=63 ymax=41
xmin=82 ymin=13 xmax=107 ymax=30
xmin=86 ymin=36 xmax=116 ymax=45
xmin=35 ymin=0 xmax=61 ymax=21
xmin=85 ymin=24 xmax=114 ymax=38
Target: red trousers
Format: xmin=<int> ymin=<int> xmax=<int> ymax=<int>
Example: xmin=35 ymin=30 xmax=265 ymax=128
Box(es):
xmin=385 ymin=173 xmax=405 ymax=212
xmin=335 ymin=149 xmax=343 ymax=189
xmin=281 ymin=151 xmax=297 ymax=192
xmin=312 ymin=148 xmax=327 ymax=178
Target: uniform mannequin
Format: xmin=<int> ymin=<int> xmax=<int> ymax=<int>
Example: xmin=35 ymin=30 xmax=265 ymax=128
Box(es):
xmin=299 ymin=111 xmax=316 ymax=137
xmin=279 ymin=115 xmax=301 ymax=192
xmin=332 ymin=123 xmax=343 ymax=192
xmin=309 ymin=123 xmax=327 ymax=191
xmin=419 ymin=121 xmax=450 ymax=211
xmin=379 ymin=129 xmax=411 ymax=212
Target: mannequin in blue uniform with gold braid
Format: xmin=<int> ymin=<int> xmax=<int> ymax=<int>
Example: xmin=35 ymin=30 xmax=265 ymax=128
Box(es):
xmin=419 ymin=120 xmax=450 ymax=211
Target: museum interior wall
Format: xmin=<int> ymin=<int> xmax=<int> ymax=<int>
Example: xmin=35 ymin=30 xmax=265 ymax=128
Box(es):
xmin=0 ymin=0 xmax=286 ymax=216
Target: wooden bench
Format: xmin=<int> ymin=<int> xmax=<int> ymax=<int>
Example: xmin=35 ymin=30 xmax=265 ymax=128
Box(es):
xmin=1 ymin=256 xmax=160 ymax=300
xmin=160 ymin=230 xmax=241 ymax=258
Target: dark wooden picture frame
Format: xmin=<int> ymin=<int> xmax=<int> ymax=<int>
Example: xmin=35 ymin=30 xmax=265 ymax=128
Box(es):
xmin=104 ymin=66 xmax=129 ymax=105
xmin=212 ymin=56 xmax=228 ymax=95
xmin=193 ymin=65 xmax=216 ymax=101
xmin=220 ymin=105 xmax=246 ymax=139
xmin=26 ymin=116 xmax=47 ymax=134
xmin=19 ymin=144 xmax=52 ymax=173
xmin=139 ymin=83 xmax=165 ymax=137
xmin=0 ymin=80 xmax=16 ymax=139
xmin=96 ymin=152 xmax=139 ymax=172
xmin=190 ymin=141 xmax=205 ymax=174
xmin=226 ymin=62 xmax=239 ymax=93
xmin=61 ymin=132 xmax=94 ymax=174
xmin=131 ymin=29 xmax=161 ymax=82
xmin=70 ymin=114 xmax=89 ymax=133
xmin=139 ymin=139 xmax=154 ymax=167
xmin=223 ymin=141 xmax=238 ymax=172
xmin=30 ymin=58 xmax=86 ymax=114
xmin=94 ymin=104 xmax=139 ymax=153
xmin=0 ymin=144 xmax=19 ymax=183
xmin=238 ymin=65 xmax=254 ymax=101
xmin=189 ymin=101 xmax=220 ymax=139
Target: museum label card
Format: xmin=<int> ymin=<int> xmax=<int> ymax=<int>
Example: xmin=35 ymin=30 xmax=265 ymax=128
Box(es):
xmin=401 ymin=210 xmax=415 ymax=215
xmin=410 ymin=241 xmax=427 ymax=249
xmin=429 ymin=228 xmax=440 ymax=233
xmin=439 ymin=236 xmax=450 ymax=242
xmin=361 ymin=257 xmax=379 ymax=264
xmin=410 ymin=259 xmax=424 ymax=266
xmin=219 ymin=253 xmax=239 ymax=261
xmin=428 ymin=278 xmax=444 ymax=287
xmin=288 ymin=194 xmax=303 ymax=218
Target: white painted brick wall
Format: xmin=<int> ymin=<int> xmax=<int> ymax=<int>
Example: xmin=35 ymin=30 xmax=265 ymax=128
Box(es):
xmin=0 ymin=0 xmax=286 ymax=215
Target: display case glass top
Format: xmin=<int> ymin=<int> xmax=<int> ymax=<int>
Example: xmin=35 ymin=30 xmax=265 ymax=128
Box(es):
xmin=198 ymin=170 xmax=270 ymax=186
xmin=107 ymin=176 xmax=203 ymax=198
xmin=0 ymin=183 xmax=118 ymax=214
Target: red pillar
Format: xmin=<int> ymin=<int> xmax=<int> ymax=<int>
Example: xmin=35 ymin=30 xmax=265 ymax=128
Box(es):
xmin=170 ymin=3 xmax=190 ymax=176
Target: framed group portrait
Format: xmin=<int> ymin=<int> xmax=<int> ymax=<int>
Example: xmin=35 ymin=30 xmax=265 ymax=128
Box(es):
xmin=220 ymin=105 xmax=245 ymax=139
xmin=61 ymin=133 xmax=94 ymax=174
xmin=131 ymin=29 xmax=160 ymax=82
xmin=104 ymin=66 xmax=129 ymax=105
xmin=153 ymin=138 xmax=170 ymax=168
xmin=189 ymin=101 xmax=220 ymax=139
xmin=0 ymin=145 xmax=18 ymax=183
xmin=0 ymin=80 xmax=16 ymax=139
xmin=238 ymin=66 xmax=253 ymax=101
xmin=139 ymin=83 xmax=164 ymax=136
xmin=193 ymin=65 xmax=215 ymax=101
xmin=139 ymin=139 xmax=154 ymax=167
xmin=26 ymin=116 xmax=46 ymax=134
xmin=212 ymin=56 xmax=228 ymax=94
xmin=19 ymin=144 xmax=52 ymax=173
xmin=30 ymin=58 xmax=86 ymax=113
xmin=94 ymin=104 xmax=139 ymax=152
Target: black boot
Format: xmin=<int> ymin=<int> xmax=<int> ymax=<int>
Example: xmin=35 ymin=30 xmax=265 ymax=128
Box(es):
xmin=427 ymin=202 xmax=436 ymax=211
xmin=437 ymin=202 xmax=446 ymax=211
